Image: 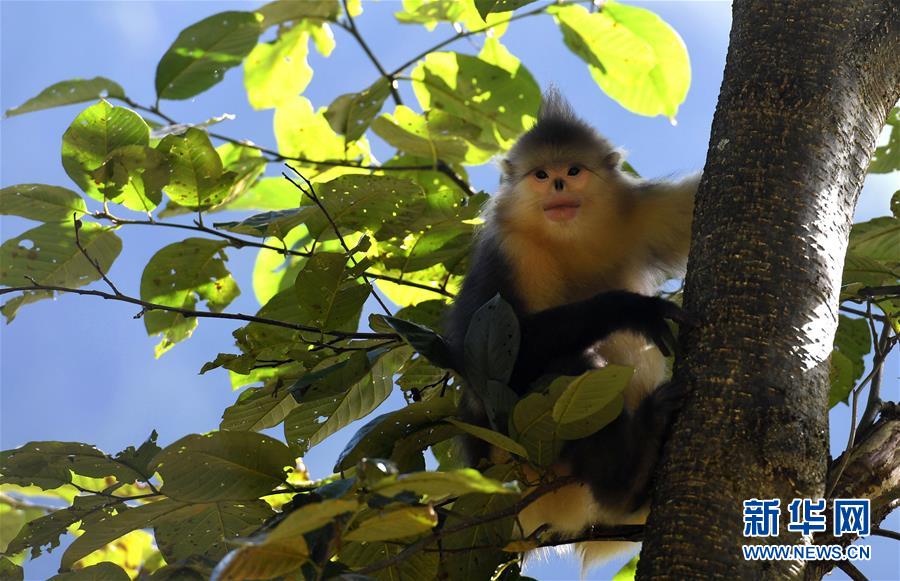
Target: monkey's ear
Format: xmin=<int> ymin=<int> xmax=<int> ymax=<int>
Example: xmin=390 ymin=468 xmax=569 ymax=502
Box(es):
xmin=603 ymin=150 xmax=622 ymax=169
xmin=500 ymin=158 xmax=514 ymax=177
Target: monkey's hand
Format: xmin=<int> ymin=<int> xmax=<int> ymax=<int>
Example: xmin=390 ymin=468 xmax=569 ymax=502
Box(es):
xmin=593 ymin=292 xmax=694 ymax=357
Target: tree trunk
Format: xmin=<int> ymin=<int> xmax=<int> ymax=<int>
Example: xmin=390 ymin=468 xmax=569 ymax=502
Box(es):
xmin=637 ymin=1 xmax=899 ymax=579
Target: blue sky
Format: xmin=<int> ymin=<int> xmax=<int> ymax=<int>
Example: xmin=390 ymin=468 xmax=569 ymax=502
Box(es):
xmin=1 ymin=1 xmax=897 ymax=579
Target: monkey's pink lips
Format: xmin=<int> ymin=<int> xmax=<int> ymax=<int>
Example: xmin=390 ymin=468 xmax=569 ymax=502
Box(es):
xmin=543 ymin=197 xmax=581 ymax=222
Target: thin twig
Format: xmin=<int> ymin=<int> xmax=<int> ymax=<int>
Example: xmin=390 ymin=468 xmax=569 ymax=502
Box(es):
xmin=74 ymin=216 xmax=122 ymax=296
xmin=872 ymin=528 xmax=900 ymax=541
xmin=92 ymin=211 xmax=454 ymax=300
xmin=337 ymin=0 xmax=402 ymax=106
xmin=839 ymin=305 xmax=887 ymax=322
xmin=858 ymin=323 xmax=894 ymax=436
xmin=284 ymin=166 xmax=393 ymax=316
xmin=1 ymin=283 xmax=395 ymax=342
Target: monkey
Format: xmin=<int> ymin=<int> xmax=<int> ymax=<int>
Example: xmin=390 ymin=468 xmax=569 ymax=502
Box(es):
xmin=444 ymin=90 xmax=699 ymax=569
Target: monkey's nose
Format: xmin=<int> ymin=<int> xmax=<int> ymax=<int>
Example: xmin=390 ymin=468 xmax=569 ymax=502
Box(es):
xmin=553 ymin=178 xmax=565 ymax=191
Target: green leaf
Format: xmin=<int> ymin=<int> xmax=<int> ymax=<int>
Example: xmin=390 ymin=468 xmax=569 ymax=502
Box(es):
xmin=139 ymin=238 xmax=239 ymax=356
xmin=51 ymin=562 xmax=130 ymax=581
xmin=445 ymin=418 xmax=528 ymax=459
xmin=612 ymin=554 xmax=639 ymax=581
xmin=829 ymin=351 xmax=855 ymax=409
xmin=89 ymin=144 xmax=169 ymax=212
xmin=61 ymin=499 xmax=184 ymax=570
xmin=340 ymin=540 xmax=438 ymax=581
xmin=410 ymin=51 xmax=540 ymax=151
xmin=244 ymin=24 xmax=312 ymax=109
xmin=294 ymin=253 xmax=368 ymax=331
xmin=372 ymin=106 xmax=470 ymax=163
xmin=345 ymin=505 xmax=437 ymax=541
xmin=464 ymin=294 xmax=520 ymax=387
xmin=284 ymin=348 xmax=409 ymax=454
xmin=335 ymin=395 xmax=458 ymax=471
xmin=841 ymin=253 xmax=899 ymax=291
xmin=157 ymin=128 xmax=237 ymax=209
xmin=441 ymin=463 xmax=517 ymax=581
xmin=151 ymin=431 xmax=293 ymax=502
xmin=474 ymin=0 xmax=536 ymax=19
xmin=832 ymin=315 xmax=872 ymax=389
xmin=0 ymin=557 xmax=23 ymax=581
xmin=551 ymin=2 xmax=690 ymax=119
xmin=326 ymin=79 xmax=392 ymax=142
xmin=221 ymin=383 xmax=299 ymax=431
xmin=211 ymin=537 xmax=308 ymax=581
xmin=848 ymin=216 xmax=900 ymax=263
xmin=0 ymin=222 xmax=121 ymax=321
xmin=5 ymin=77 xmax=125 ymax=118
xmin=379 ymin=316 xmax=455 ymax=369
xmin=551 ymin=365 xmax=631 ymax=438
xmin=154 ymin=500 xmax=274 ymax=562
xmin=155 ymin=11 xmax=262 ymax=100
xmin=267 ymin=498 xmax=358 ymax=541
xmin=395 ymin=0 xmax=511 ymax=36
xmin=257 ymin=0 xmax=341 ymax=28
xmin=6 ymin=496 xmax=118 ymax=559
xmin=869 ymin=107 xmax=899 ymax=173
xmin=113 ymin=431 xmax=161 ymax=479
xmin=61 ymin=100 xmax=151 ymax=203
xmin=0 ymin=184 xmax=87 ymax=222
xmin=370 ymin=468 xmax=517 ymax=499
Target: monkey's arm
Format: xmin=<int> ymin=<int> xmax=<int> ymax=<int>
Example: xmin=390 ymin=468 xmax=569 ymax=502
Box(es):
xmin=512 ymin=291 xmax=687 ymax=387
xmin=633 ymin=174 xmax=699 ymax=275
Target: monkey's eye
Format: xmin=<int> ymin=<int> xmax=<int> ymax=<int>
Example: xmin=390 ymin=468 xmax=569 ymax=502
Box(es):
xmin=567 ymin=166 xmax=581 ymax=176
xmin=534 ymin=169 xmax=549 ymax=180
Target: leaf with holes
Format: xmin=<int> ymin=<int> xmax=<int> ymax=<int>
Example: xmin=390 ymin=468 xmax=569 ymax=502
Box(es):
xmin=139 ymin=238 xmax=239 ymax=356
xmin=326 ymin=78 xmax=392 ymax=142
xmin=0 ymin=184 xmax=87 ymax=222
xmin=157 ymin=128 xmax=237 ymax=210
xmin=151 ymin=431 xmax=293 ymax=502
xmin=154 ymin=500 xmax=274 ymax=562
xmin=61 ymin=100 xmax=151 ymax=205
xmin=294 ymin=252 xmax=368 ymax=332
xmin=0 ymin=222 xmax=121 ymax=322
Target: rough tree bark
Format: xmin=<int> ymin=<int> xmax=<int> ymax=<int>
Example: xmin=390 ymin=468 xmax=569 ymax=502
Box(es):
xmin=637 ymin=1 xmax=899 ymax=579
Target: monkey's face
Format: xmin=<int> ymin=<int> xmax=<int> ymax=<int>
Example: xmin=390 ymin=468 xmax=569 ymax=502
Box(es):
xmin=527 ymin=163 xmax=593 ymax=222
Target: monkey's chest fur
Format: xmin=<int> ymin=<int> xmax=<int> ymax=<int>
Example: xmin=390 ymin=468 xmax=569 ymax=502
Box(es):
xmin=500 ymin=229 xmax=665 ymax=410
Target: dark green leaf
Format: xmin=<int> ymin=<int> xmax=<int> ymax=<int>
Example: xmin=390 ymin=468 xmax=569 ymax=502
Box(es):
xmin=0 ymin=442 xmax=140 ymax=489
xmin=156 ymin=11 xmax=262 ymax=100
xmin=848 ymin=216 xmax=900 ymax=263
xmin=154 ymin=500 xmax=274 ymax=562
xmin=6 ymin=496 xmax=120 ymax=559
xmin=0 ymin=184 xmax=87 ymax=222
xmin=0 ymin=557 xmax=23 ymax=581
xmin=5 ymin=77 xmax=125 ymax=117
xmin=340 ymin=540 xmax=438 ymax=581
xmin=61 ymin=500 xmax=184 ymax=570
xmin=474 ymin=0 xmax=537 ymax=19
xmin=151 ymin=431 xmax=293 ymax=502
xmin=220 ymin=382 xmax=298 ymax=431
xmin=326 ymin=79 xmax=392 ymax=141
xmin=113 ymin=431 xmax=161 ymax=479
xmin=294 ymin=253 xmax=369 ymax=331
xmin=380 ymin=316 xmax=454 ymax=369
xmin=51 ymin=562 xmax=129 ymax=581
xmin=335 ymin=395 xmax=457 ymax=471
xmin=446 ymin=418 xmax=528 ymax=459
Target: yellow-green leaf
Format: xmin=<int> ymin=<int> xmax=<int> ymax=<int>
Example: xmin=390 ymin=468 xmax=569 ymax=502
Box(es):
xmin=345 ymin=505 xmax=437 ymax=541
xmin=244 ymin=24 xmax=312 ymax=110
xmin=370 ymin=468 xmax=517 ymax=499
xmin=0 ymin=184 xmax=87 ymax=222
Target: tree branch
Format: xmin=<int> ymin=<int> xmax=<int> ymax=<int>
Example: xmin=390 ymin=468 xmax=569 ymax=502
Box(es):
xmin=283 ymin=167 xmax=393 ymax=316
xmin=337 ymin=0 xmax=402 ymax=106
xmin=0 ymin=283 xmax=395 ymax=342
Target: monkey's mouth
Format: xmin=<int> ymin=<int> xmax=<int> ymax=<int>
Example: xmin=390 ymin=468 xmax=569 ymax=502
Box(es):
xmin=543 ymin=197 xmax=581 ymax=222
